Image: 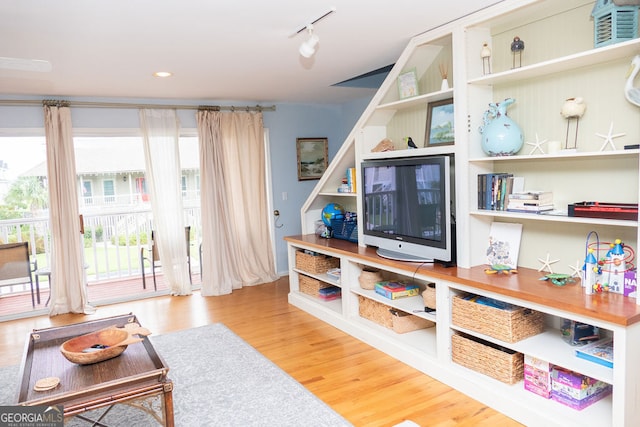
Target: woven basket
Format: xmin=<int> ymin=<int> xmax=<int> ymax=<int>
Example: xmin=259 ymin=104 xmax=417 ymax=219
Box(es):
xmin=299 ymin=274 xmax=333 ymax=297
xmin=452 ymin=333 xmax=524 ymax=384
xmin=391 ymin=311 xmax=435 ymax=334
xmin=295 ymin=250 xmax=340 ymax=274
xmin=451 ymin=294 xmax=544 ymax=343
xmin=358 ymin=295 xmax=392 ymax=328
xmin=358 ymin=268 xmax=383 ymax=290
xmin=422 ymin=283 xmax=436 ymax=309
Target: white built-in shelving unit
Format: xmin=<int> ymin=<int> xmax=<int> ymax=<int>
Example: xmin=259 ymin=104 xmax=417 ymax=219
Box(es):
xmin=289 ymin=1 xmax=640 ymax=425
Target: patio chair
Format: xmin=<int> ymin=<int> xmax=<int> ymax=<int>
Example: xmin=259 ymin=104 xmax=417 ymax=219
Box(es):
xmin=0 ymin=242 xmax=38 ymax=307
xmin=140 ymin=226 xmax=192 ymax=291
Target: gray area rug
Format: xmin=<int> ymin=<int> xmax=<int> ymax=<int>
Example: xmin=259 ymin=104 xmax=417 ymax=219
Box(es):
xmin=0 ymin=323 xmax=352 ymax=426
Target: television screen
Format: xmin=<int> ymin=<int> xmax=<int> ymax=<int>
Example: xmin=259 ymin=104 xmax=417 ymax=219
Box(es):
xmin=361 ymin=155 xmax=454 ymax=264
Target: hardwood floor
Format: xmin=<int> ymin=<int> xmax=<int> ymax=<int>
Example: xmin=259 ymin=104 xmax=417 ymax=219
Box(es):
xmin=0 ymin=277 xmax=522 ymax=426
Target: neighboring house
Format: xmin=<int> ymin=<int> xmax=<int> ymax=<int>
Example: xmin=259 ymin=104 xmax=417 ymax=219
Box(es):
xmin=20 ymin=138 xmax=200 ymax=213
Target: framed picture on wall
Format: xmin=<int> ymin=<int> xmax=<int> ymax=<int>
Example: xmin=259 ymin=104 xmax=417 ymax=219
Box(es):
xmin=425 ymin=98 xmax=454 ymax=146
xmin=296 ymin=138 xmax=328 ymax=181
xmin=397 ymin=68 xmax=419 ymax=99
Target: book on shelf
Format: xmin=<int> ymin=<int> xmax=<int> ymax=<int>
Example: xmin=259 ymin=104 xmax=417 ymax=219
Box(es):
xmin=346 ymin=167 xmax=356 ymax=193
xmin=509 ymin=191 xmax=553 ymax=204
xmin=507 ymin=204 xmax=555 ymax=213
xmin=575 ymin=337 xmax=613 ymax=368
xmin=508 ymin=199 xmax=552 ymax=207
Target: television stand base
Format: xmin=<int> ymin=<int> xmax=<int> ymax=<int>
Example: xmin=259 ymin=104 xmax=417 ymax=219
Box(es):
xmin=376 ymin=248 xmax=433 ymax=263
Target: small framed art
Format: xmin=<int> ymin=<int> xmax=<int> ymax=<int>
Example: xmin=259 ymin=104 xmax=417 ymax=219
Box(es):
xmin=296 ymin=137 xmax=328 ymax=181
xmin=425 ymin=98 xmax=454 ymax=146
xmin=397 ymin=69 xmax=419 ymax=99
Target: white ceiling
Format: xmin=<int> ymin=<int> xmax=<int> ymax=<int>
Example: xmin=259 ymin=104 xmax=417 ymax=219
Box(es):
xmin=0 ymin=1 xmax=502 ymax=105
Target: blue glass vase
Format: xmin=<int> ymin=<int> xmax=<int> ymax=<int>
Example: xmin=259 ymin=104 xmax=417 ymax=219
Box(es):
xmin=479 ymin=98 xmax=523 ymax=156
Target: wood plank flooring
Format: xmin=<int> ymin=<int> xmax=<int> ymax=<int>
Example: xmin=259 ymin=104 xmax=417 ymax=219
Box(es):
xmin=0 ymin=277 xmax=522 ymax=426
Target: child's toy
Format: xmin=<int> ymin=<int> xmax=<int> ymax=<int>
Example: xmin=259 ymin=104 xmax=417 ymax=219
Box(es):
xmin=583 ymin=248 xmax=598 ymax=295
xmin=601 ymin=239 xmax=627 ymax=293
xmin=484 ymin=264 xmax=518 ymax=275
xmin=540 ymin=273 xmax=574 ymax=286
xmin=583 ymin=231 xmax=636 ymax=296
xmin=561 ymin=319 xmax=600 ymax=346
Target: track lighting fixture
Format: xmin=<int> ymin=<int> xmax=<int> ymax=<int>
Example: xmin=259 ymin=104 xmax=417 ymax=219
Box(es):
xmin=293 ymin=6 xmax=336 ymax=59
xmin=299 ymin=25 xmax=319 ymax=58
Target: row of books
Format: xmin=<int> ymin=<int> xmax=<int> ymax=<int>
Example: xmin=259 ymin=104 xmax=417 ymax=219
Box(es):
xmin=477 ymin=173 xmax=553 ymax=213
xmin=478 ymin=173 xmax=514 ymax=211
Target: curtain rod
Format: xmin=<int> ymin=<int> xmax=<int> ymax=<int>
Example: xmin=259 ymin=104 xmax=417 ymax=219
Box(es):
xmin=0 ymin=99 xmax=276 ymax=112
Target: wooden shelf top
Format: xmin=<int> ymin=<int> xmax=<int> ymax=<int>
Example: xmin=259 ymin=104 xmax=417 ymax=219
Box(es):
xmin=285 ymin=235 xmax=640 ymax=327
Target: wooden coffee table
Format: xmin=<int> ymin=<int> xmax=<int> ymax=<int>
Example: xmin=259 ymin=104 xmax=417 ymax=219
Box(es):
xmin=16 ymin=313 xmax=174 ymax=426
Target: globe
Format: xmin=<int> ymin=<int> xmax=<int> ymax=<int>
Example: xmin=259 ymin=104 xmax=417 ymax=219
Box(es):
xmin=321 ymin=203 xmax=345 ymax=226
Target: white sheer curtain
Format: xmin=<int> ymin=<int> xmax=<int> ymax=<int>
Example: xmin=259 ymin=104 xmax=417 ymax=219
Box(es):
xmin=197 ymin=110 xmax=277 ymax=295
xmin=43 ymin=104 xmax=94 ymax=315
xmin=139 ymin=109 xmax=191 ymax=296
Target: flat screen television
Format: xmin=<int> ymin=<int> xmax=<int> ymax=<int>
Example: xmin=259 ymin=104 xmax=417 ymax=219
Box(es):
xmin=360 ymin=155 xmax=455 ymax=265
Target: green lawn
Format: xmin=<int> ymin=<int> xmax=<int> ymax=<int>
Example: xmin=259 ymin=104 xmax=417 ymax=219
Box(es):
xmin=35 ymin=245 xmax=144 ymax=282
xmin=34 ymin=243 xmax=196 ymax=282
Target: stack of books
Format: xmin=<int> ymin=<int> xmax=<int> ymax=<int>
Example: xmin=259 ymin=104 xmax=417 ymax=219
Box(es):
xmin=507 ymin=191 xmax=554 ymax=213
xmin=374 ymin=281 xmax=420 ymax=300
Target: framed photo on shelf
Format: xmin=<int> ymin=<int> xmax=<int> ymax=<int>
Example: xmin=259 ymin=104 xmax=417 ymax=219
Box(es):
xmin=487 ymin=222 xmax=523 ymax=269
xmin=397 ymin=68 xmax=419 ymax=99
xmin=425 ymin=98 xmax=455 ymax=146
xmin=296 ymin=137 xmax=328 ymax=181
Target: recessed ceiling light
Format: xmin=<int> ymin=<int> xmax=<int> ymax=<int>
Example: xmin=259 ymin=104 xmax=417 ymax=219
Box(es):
xmin=153 ymin=71 xmax=172 ymax=78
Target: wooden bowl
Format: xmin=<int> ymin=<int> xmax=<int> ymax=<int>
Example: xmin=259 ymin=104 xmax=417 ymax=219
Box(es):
xmin=60 ymin=328 xmax=130 ymax=365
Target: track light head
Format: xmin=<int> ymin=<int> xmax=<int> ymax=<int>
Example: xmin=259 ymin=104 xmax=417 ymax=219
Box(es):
xmin=299 ymin=25 xmax=319 ymax=58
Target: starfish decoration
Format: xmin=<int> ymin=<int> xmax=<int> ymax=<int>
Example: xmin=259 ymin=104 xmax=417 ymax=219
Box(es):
xmin=537 ymin=253 xmax=560 ymax=274
xmin=525 ymin=133 xmax=547 ymax=155
xmin=596 ymin=122 xmax=625 ymax=151
xmin=568 ymin=260 xmax=582 ymax=278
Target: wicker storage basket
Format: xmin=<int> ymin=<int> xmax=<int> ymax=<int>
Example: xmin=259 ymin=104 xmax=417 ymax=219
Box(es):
xmin=295 ymin=250 xmax=340 ymax=274
xmin=358 ymin=295 xmax=392 ymax=328
xmin=451 ymin=294 xmax=544 ymax=343
xmin=451 ymin=333 xmax=524 ymax=384
xmin=391 ymin=310 xmax=435 ymax=334
xmin=422 ymin=283 xmax=436 ymax=309
xmin=299 ymin=274 xmax=333 ymax=297
xmin=358 ymin=268 xmax=383 ymax=290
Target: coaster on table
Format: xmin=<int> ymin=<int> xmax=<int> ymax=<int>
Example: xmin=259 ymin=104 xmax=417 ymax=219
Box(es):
xmin=34 ymin=376 xmax=60 ymax=391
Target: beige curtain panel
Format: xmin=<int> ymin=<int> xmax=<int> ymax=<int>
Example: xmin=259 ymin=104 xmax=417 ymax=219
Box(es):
xmin=197 ymin=110 xmax=277 ymax=295
xmin=43 ymin=104 xmax=94 ymax=316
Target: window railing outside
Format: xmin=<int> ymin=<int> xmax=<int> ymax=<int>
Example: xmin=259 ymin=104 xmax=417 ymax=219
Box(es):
xmin=0 ymin=207 xmax=201 ymax=297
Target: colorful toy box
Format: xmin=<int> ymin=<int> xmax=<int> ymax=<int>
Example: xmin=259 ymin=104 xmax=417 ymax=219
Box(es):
xmin=524 ymin=354 xmax=552 ymax=398
xmin=318 ymin=286 xmax=341 ymax=301
xmin=550 ymin=367 xmax=612 ymax=410
xmin=624 ymin=269 xmax=637 ymax=297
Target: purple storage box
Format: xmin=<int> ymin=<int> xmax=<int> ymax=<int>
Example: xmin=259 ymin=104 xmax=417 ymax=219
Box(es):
xmin=550 ymin=386 xmax=612 ymax=411
xmin=624 ymin=270 xmax=637 ymax=297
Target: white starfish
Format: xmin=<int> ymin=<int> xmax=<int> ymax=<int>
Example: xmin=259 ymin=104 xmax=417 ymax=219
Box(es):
xmin=525 ymin=133 xmax=547 ymax=155
xmin=537 ymin=253 xmax=559 ymax=274
xmin=596 ymin=122 xmax=625 ymax=151
xmin=568 ymin=260 xmax=582 ymax=278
